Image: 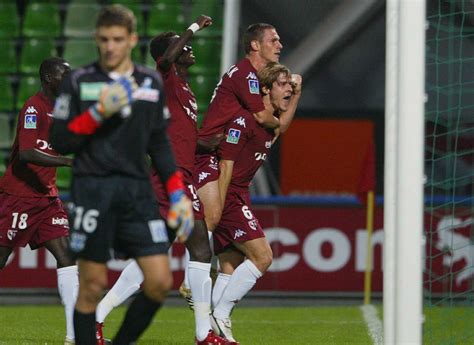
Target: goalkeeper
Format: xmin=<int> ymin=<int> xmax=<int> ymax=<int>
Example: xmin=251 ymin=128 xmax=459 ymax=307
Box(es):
xmin=50 ymin=4 xmax=193 ymax=345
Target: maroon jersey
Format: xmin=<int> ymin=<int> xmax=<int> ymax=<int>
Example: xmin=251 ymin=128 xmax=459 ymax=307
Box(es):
xmin=0 ymin=92 xmax=60 ymax=197
xmin=218 ymin=111 xmax=274 ymax=191
xmin=156 ymin=59 xmax=198 ymax=181
xmin=198 ymin=58 xmax=265 ymax=144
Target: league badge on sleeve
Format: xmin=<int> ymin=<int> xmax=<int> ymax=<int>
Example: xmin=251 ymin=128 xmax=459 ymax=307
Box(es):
xmin=248 ymin=79 xmax=260 ymax=94
xmin=226 ymin=128 xmax=241 ymax=144
xmin=24 ymin=106 xmax=37 ymax=129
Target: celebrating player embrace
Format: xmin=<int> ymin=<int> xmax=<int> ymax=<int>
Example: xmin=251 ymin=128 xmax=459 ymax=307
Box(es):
xmin=209 ymin=63 xmax=302 ymax=344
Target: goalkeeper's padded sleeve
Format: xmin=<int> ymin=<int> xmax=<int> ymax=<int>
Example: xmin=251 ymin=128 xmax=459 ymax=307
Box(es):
xmin=67 ymin=109 xmax=101 ymax=135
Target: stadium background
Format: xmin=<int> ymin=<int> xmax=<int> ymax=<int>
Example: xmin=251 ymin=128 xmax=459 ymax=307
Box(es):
xmin=0 ymin=0 xmax=473 ymax=343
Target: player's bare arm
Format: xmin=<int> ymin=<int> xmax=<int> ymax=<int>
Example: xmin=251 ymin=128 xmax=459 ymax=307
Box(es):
xmin=217 ymin=159 xmax=234 ymax=208
xmin=158 ymin=15 xmax=212 ymax=72
xmin=279 ymin=74 xmax=302 ymax=133
xmin=19 ymin=149 xmax=72 ymax=167
xmin=253 ymin=94 xmax=280 ymax=129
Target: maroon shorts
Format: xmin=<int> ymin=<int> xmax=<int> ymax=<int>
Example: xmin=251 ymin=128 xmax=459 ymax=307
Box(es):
xmin=0 ymin=192 xmax=69 ymax=249
xmin=150 ymin=172 xmax=204 ymax=221
xmin=213 ymin=189 xmax=265 ymax=255
xmin=194 ymin=153 xmax=219 ymax=190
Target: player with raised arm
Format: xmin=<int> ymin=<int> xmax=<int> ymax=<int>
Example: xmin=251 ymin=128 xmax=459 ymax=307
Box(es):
xmin=195 ymin=23 xmax=301 ymax=234
xmin=210 ymin=63 xmax=302 ymax=344
xmin=0 ymin=57 xmax=78 ymax=345
xmin=95 ymin=15 xmax=229 ymax=345
xmin=50 ymin=5 xmax=193 ymax=344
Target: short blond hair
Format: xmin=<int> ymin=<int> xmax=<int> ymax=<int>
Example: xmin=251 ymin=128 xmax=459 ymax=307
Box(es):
xmin=257 ymin=62 xmax=291 ymax=90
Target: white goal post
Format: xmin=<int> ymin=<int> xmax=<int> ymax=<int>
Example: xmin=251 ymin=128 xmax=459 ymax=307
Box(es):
xmin=384 ymin=0 xmax=426 ymax=344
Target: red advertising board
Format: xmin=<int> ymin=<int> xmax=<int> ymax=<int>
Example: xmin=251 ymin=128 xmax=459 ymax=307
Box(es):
xmin=0 ymin=206 xmax=472 ymax=294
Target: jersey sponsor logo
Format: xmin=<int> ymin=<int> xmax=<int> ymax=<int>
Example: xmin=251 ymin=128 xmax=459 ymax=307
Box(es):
xmin=80 ymin=82 xmax=106 ymax=100
xmin=234 ymin=229 xmax=247 ymax=239
xmin=227 ymin=65 xmax=239 ymax=78
xmin=255 ymin=152 xmax=267 ymax=161
xmin=7 ymin=229 xmax=18 ymax=241
xmin=53 ymin=94 xmax=71 ymax=120
xmin=246 ymin=72 xmax=257 ymax=80
xmin=248 ymin=219 xmax=258 ymax=231
xmin=134 ymin=88 xmax=159 ymax=102
xmin=265 ymin=140 xmax=272 ymax=148
xmin=52 ymin=217 xmax=69 ymax=227
xmin=24 ymin=114 xmax=37 ymax=129
xmin=226 ymin=128 xmax=241 ymax=144
xmin=148 ymin=219 xmax=168 ymax=243
xmin=198 ymin=171 xmax=211 ymax=183
xmin=233 ymin=116 xmax=246 ymax=128
xmin=248 ymin=79 xmax=260 ymax=94
xmin=36 ymin=139 xmax=53 ymax=150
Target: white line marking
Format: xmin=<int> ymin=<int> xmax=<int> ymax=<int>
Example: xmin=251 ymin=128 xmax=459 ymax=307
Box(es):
xmin=360 ymin=304 xmax=383 ymax=345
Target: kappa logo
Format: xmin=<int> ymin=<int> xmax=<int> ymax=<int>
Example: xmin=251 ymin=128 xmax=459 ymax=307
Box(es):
xmin=226 ymin=128 xmax=241 ymax=144
xmin=7 ymin=229 xmax=18 ymax=241
xmin=198 ymin=172 xmax=211 ymax=183
xmin=246 ymin=72 xmax=257 ymax=80
xmin=234 ymin=229 xmax=246 ymax=239
xmin=436 ymin=216 xmax=474 ymax=286
xmin=233 ymin=116 xmax=246 ymax=128
xmin=52 ymin=217 xmax=69 ymax=227
xmin=26 ymin=106 xmax=37 ymax=114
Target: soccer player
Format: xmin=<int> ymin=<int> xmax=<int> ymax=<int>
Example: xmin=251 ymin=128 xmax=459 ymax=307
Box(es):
xmin=195 ymin=23 xmax=301 ymax=233
xmin=0 ymin=57 xmax=78 ymax=345
xmin=50 ymin=5 xmax=193 ymax=345
xmin=95 ymin=15 xmax=228 ymax=345
xmin=210 ymin=63 xmax=302 ymax=344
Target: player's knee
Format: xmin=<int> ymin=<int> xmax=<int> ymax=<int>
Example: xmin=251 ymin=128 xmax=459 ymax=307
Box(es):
xmin=188 ymin=242 xmax=212 ymax=263
xmin=55 ymin=254 xmax=75 ymax=268
xmin=206 ymin=210 xmax=222 ymax=232
xmin=142 ymin=271 xmax=173 ymax=302
xmin=255 ymin=247 xmax=273 ymax=274
xmin=80 ymin=277 xmax=107 ymax=304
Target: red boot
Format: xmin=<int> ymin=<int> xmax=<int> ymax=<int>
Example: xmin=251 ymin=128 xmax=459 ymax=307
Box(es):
xmin=195 ymin=330 xmax=232 ymax=344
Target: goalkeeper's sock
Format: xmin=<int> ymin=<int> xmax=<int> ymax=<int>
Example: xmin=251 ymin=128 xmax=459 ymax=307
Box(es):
xmin=96 ymin=260 xmax=143 ymax=323
xmin=57 ymin=265 xmax=78 ymax=341
xmin=73 ymin=309 xmax=96 ymax=345
xmin=188 ymin=261 xmax=212 ymax=341
xmin=113 ymin=291 xmax=162 ymax=344
xmin=213 ymin=260 xmax=262 ymax=319
xmin=212 ymin=272 xmax=231 ymax=308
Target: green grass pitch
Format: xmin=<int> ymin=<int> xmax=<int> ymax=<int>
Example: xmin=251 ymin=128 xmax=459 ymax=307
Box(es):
xmin=0 ymin=305 xmax=372 ymax=344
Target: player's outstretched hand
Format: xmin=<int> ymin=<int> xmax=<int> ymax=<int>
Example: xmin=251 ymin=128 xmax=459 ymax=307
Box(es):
xmin=93 ymin=76 xmax=138 ymax=119
xmin=168 ymin=190 xmax=194 ymax=243
xmin=196 ymin=15 xmax=212 ymax=30
xmin=291 ymin=74 xmax=302 ymax=96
